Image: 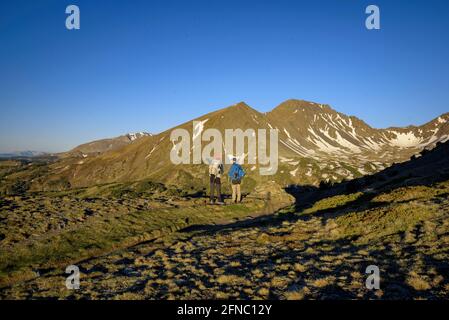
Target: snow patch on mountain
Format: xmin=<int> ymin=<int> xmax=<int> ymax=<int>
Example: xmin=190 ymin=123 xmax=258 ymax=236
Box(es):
xmin=363 ymin=137 xmax=382 ymax=150
xmin=335 ymin=131 xmax=362 ymax=153
xmin=389 ymin=131 xmax=424 ymax=148
xmin=283 ymin=129 xmax=292 ymax=139
xmin=307 ymin=127 xmax=341 ymax=153
xmin=128 ymin=132 xmax=150 ymax=141
xmin=290 ymin=167 xmax=299 ymax=176
xmin=193 ymin=119 xmax=209 ymax=141
xmin=251 ymin=115 xmax=259 ymax=124
xmin=305 ymin=168 xmax=313 ymax=177
xmin=357 ymin=167 xmax=369 ymax=175
xmin=280 ymin=138 xmax=316 ymax=157
xmin=145 ymin=145 xmax=158 ymax=159
xmin=437 ymin=116 xmax=447 ymax=124
xmin=279 ymin=156 xmax=294 ymax=163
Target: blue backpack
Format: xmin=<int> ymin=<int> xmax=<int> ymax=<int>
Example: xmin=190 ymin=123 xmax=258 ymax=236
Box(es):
xmin=229 ymin=164 xmax=245 ymax=184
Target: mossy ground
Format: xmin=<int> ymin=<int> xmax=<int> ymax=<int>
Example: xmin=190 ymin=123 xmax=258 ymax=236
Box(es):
xmin=2 ymin=179 xmax=449 ymax=299
xmin=0 ymin=181 xmax=268 ymax=288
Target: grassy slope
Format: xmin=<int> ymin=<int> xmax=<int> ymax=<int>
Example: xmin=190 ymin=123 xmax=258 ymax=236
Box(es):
xmin=2 ymin=179 xmax=448 ymax=299
xmin=0 ymin=181 xmax=275 ymax=287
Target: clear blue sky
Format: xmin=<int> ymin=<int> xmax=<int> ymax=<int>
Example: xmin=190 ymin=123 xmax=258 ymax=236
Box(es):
xmin=1 ymin=0 xmax=449 ymax=152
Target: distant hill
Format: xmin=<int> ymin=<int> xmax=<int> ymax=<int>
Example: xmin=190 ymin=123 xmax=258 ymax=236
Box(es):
xmin=0 ymin=151 xmax=48 ymax=158
xmin=62 ymin=132 xmax=152 ymax=157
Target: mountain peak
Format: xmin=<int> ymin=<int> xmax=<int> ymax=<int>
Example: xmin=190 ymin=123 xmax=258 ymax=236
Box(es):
xmin=232 ymin=101 xmax=252 ymax=109
xmin=273 ymin=99 xmax=331 ymax=112
xmin=214 ymin=101 xmax=259 ymax=116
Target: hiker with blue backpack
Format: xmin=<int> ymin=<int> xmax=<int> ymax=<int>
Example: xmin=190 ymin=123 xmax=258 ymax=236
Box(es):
xmin=228 ymin=157 xmax=246 ymax=203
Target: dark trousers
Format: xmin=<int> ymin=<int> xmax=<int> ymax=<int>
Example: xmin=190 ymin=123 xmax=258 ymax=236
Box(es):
xmin=209 ymin=175 xmax=222 ymax=202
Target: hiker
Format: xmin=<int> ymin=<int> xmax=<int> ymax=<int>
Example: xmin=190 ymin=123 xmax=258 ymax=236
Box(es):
xmin=228 ymin=157 xmax=245 ymax=203
xmin=208 ymin=154 xmax=224 ymax=205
